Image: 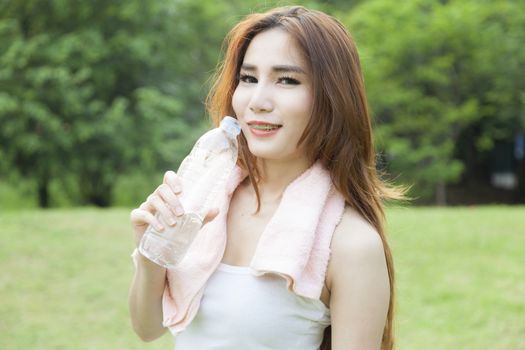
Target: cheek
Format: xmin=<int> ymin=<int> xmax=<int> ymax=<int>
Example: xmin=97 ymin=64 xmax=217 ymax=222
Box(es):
xmin=298 ymin=89 xmax=314 ymax=114
xmin=286 ymin=90 xmax=313 ymax=125
xmin=231 ymin=87 xmax=245 ymax=117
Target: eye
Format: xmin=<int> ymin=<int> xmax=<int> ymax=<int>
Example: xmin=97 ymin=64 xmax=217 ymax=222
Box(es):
xmin=239 ymin=73 xmax=257 ymax=84
xmin=277 ymin=76 xmax=300 ymax=85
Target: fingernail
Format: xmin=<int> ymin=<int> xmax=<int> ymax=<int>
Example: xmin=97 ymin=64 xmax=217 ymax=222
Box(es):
xmin=175 ymin=206 xmax=184 ymax=216
xmin=168 ymin=217 xmax=176 ymax=226
xmin=156 ymin=224 xmax=164 ymax=231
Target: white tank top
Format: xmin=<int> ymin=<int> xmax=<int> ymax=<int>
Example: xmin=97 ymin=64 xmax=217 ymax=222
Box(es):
xmin=174 ymin=263 xmax=331 ymax=350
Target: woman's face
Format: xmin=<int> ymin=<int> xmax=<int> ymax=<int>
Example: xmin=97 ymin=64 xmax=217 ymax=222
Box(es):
xmin=232 ymin=28 xmax=313 ymax=162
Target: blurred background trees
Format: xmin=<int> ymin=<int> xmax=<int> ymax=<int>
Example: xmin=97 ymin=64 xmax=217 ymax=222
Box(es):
xmin=0 ymin=0 xmax=523 ymax=208
xmin=344 ymin=0 xmax=525 ymax=204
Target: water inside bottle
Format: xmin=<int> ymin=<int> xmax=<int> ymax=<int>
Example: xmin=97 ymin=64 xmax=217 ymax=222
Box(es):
xmin=138 ymin=129 xmax=238 ymax=268
xmin=139 ymin=212 xmax=203 ymax=267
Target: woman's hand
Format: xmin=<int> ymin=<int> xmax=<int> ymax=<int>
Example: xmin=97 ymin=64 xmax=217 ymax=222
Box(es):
xmin=130 ymin=170 xmax=219 ymax=247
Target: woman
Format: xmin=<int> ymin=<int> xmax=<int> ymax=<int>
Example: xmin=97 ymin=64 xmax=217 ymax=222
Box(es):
xmin=129 ymin=6 xmax=402 ymax=350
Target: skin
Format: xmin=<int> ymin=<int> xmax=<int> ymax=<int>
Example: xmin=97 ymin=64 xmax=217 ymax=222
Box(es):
xmin=128 ymin=172 xmax=218 ymax=342
xmin=129 ymin=28 xmax=390 ymax=349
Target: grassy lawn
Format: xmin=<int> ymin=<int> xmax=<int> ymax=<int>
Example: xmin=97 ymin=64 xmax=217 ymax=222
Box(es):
xmin=0 ymin=206 xmax=524 ymax=349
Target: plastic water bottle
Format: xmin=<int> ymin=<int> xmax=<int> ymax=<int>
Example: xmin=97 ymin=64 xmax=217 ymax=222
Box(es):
xmin=138 ymin=116 xmax=241 ymax=268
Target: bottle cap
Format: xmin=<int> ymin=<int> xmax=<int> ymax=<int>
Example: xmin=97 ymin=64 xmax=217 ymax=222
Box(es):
xmin=220 ymin=116 xmax=242 ymax=137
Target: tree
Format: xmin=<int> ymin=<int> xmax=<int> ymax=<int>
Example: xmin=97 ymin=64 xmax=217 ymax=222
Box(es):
xmin=0 ymin=1 xmax=191 ymax=207
xmin=342 ymin=0 xmax=525 ymax=203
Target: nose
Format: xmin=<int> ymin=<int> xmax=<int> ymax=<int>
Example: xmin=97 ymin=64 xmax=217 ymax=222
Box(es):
xmin=248 ymin=83 xmax=274 ymax=114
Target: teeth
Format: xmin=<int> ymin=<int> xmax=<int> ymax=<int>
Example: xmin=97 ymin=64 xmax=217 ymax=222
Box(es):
xmin=249 ymin=124 xmax=281 ymax=130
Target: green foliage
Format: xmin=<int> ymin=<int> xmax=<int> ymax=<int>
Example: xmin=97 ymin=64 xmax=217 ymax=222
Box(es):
xmin=0 ymin=0 xmax=306 ymax=208
xmin=0 ymin=1 xmax=198 ymax=207
xmin=344 ymin=0 xmax=525 ymax=201
xmin=1 ymin=0 xmax=524 ymax=207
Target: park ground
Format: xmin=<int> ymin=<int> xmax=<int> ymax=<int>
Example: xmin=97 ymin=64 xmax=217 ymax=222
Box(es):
xmin=0 ymin=206 xmax=524 ymax=349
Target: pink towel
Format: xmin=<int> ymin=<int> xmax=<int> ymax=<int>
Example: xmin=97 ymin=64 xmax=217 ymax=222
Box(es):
xmin=161 ymin=160 xmax=346 ymax=334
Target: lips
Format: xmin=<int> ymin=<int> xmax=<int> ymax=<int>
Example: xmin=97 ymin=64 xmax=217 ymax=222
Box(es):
xmin=246 ymin=120 xmax=282 ymax=137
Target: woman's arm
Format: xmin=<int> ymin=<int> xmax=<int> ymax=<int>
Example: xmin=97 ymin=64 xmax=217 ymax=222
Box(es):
xmin=127 ymin=170 xmax=183 ymax=342
xmin=128 ymin=252 xmax=168 ymax=342
xmin=127 ymin=170 xmax=218 ymax=342
xmin=328 ymin=208 xmax=390 ymax=350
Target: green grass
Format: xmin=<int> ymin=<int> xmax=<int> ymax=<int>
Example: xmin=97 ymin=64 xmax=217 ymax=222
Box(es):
xmin=388 ymin=206 xmax=525 ymax=350
xmin=0 ymin=208 xmax=172 ymax=350
xmin=0 ymin=206 xmax=524 ymax=349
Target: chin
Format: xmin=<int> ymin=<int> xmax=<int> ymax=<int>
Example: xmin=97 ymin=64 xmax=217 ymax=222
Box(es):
xmin=248 ymin=148 xmax=279 ymax=160
xmin=245 ymin=144 xmax=279 ymax=159
xmin=249 ymin=146 xmax=299 ymax=163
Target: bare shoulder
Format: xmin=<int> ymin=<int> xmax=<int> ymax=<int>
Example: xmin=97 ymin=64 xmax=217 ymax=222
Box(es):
xmin=326 ymin=206 xmax=387 ymax=292
xmin=326 ymin=206 xmax=390 ymax=348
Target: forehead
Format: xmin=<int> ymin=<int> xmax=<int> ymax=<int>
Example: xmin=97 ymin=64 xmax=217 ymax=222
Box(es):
xmin=243 ymin=28 xmax=306 ymax=68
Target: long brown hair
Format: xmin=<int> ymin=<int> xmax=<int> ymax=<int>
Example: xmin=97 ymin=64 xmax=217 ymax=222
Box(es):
xmin=206 ymin=6 xmax=403 ymax=350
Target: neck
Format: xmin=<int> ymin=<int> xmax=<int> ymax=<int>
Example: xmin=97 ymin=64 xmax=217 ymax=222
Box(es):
xmin=248 ymin=156 xmax=312 ymax=203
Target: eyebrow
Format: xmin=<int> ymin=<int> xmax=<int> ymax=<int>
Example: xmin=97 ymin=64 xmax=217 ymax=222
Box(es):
xmin=240 ymin=63 xmax=306 ymax=74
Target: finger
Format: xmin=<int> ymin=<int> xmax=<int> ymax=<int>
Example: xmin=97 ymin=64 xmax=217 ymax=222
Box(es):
xmin=149 ymin=193 xmax=177 ymax=227
xmin=139 ymin=199 xmax=155 ymax=213
xmin=203 ymin=207 xmax=219 ymax=226
xmin=156 ymin=184 xmax=184 ymax=217
xmin=164 ymin=170 xmax=182 ymax=194
xmin=130 ymin=208 xmax=164 ymax=231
